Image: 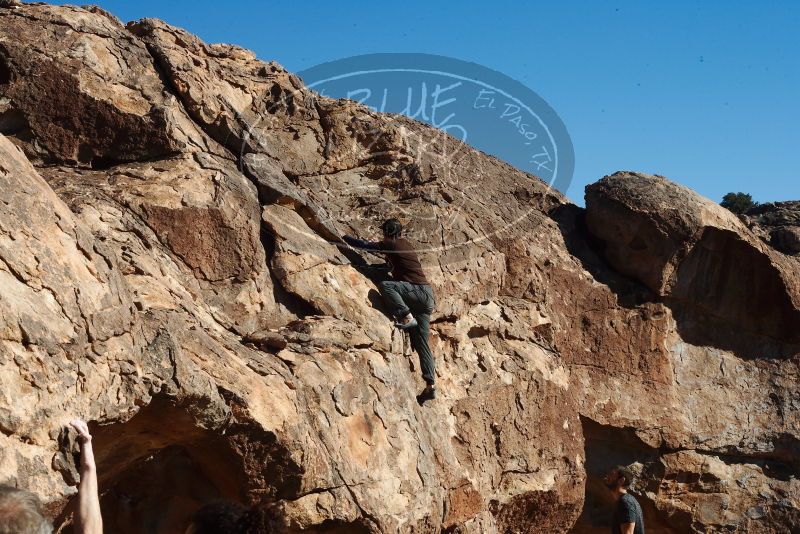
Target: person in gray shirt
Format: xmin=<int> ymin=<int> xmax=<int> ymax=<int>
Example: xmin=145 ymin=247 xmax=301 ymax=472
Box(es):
xmin=604 ymin=465 xmax=645 ymax=534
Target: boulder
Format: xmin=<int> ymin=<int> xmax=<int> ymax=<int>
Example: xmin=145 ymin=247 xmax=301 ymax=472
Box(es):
xmin=744 ymin=201 xmax=800 ymax=255
xmin=586 ymin=171 xmax=800 ymax=356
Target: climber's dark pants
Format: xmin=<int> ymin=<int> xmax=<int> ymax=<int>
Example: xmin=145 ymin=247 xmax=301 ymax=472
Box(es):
xmin=378 ymin=280 xmax=436 ymax=385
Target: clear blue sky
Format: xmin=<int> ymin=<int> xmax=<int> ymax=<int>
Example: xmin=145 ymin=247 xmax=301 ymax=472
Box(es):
xmin=52 ymin=0 xmax=799 ymax=205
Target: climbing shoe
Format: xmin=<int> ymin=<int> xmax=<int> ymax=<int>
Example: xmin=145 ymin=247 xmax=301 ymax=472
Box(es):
xmin=394 ymin=316 xmax=418 ymax=330
xmin=416 ymin=386 xmax=436 ymax=406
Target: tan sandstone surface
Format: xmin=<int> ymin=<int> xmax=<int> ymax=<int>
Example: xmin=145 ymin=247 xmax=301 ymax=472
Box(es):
xmin=0 ymin=3 xmax=798 ymax=533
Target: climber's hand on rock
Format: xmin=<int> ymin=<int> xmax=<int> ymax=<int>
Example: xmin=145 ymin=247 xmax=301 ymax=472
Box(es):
xmin=69 ymin=419 xmax=92 ymax=444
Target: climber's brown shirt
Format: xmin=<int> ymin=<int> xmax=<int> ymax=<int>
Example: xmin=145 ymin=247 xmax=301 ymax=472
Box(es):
xmin=378 ymin=237 xmax=430 ymax=285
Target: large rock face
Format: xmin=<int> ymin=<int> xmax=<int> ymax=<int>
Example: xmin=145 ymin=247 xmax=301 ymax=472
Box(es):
xmin=744 ymin=201 xmax=800 ymax=256
xmin=585 ymin=173 xmax=800 ymax=358
xmin=0 ymin=4 xmax=798 ymax=533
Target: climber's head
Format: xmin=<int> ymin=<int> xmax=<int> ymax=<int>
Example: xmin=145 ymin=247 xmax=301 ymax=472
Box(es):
xmin=380 ymin=218 xmax=403 ymax=239
xmin=603 ymin=465 xmax=634 ymax=494
xmin=0 ymin=485 xmax=52 ymax=534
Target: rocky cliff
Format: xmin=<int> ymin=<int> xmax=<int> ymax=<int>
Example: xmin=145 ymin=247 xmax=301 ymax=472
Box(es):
xmin=0 ymin=3 xmax=798 ymax=533
xmin=743 ymin=202 xmax=800 ymax=256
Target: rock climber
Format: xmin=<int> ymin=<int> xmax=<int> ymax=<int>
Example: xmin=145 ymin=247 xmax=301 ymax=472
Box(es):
xmin=342 ymin=219 xmax=437 ymax=405
xmin=604 ymin=465 xmax=645 ymax=534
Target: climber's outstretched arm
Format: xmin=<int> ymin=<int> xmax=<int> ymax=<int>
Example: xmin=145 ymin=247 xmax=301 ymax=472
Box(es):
xmin=342 ymin=234 xmax=382 ymax=251
xmin=69 ymin=419 xmax=103 ymax=534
